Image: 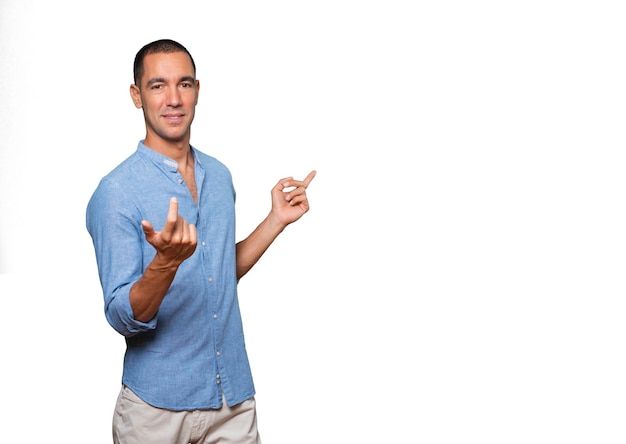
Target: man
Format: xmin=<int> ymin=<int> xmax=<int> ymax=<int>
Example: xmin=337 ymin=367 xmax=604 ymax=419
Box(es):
xmin=86 ymin=39 xmax=315 ymax=444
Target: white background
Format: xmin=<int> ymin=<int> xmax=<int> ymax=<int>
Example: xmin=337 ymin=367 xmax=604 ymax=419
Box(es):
xmin=1 ymin=1 xmax=625 ymax=443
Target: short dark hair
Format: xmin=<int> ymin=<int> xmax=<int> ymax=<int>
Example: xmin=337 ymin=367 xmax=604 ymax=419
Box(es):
xmin=133 ymin=39 xmax=196 ymax=86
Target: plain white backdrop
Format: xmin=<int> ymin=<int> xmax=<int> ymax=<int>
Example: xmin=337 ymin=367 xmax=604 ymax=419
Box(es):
xmin=1 ymin=1 xmax=625 ymax=442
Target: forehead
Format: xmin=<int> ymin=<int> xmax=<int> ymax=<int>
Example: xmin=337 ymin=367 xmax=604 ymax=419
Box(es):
xmin=141 ymin=51 xmax=195 ymax=83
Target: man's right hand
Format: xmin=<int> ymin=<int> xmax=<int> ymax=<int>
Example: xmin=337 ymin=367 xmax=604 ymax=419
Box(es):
xmin=141 ymin=197 xmax=198 ymax=267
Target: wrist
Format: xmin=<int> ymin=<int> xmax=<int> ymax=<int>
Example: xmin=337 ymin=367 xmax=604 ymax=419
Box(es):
xmin=267 ymin=210 xmax=288 ymax=233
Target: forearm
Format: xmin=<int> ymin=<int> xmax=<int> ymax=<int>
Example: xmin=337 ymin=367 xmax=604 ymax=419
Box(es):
xmin=236 ymin=211 xmax=285 ymax=280
xmin=129 ymin=258 xmax=179 ymax=322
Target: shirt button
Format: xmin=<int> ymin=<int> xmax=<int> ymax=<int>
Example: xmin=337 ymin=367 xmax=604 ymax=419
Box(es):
xmin=213 ymin=314 xmax=218 ymax=320
xmin=177 ymin=178 xmax=183 ymax=184
xmin=208 ymin=277 xmax=213 ymax=283
xmin=216 ymin=351 xmax=221 ymax=357
xmin=216 ymin=374 xmax=220 ymax=379
xmin=202 ymin=241 xmax=206 ymax=247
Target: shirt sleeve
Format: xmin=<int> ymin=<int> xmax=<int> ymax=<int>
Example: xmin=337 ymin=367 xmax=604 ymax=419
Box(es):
xmin=86 ymin=178 xmax=157 ymax=336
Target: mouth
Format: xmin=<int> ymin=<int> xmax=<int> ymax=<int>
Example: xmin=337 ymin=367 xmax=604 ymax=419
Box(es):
xmin=162 ymin=113 xmax=185 ymax=123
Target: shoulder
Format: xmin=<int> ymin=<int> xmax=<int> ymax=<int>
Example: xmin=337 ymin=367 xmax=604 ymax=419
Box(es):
xmin=193 ymin=148 xmax=232 ymax=178
xmin=86 ymin=151 xmax=145 ymax=213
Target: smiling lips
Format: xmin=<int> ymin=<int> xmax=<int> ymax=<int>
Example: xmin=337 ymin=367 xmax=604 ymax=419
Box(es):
xmin=162 ymin=112 xmax=185 ymax=123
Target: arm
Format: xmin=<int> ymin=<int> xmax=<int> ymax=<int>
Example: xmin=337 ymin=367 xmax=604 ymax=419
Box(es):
xmin=236 ymin=170 xmax=316 ymax=280
xmin=129 ymin=197 xmax=197 ymax=322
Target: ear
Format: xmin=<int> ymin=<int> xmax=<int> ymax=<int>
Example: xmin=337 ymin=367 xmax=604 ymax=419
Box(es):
xmin=130 ymin=84 xmax=142 ymax=109
xmin=195 ymin=79 xmax=200 ymax=105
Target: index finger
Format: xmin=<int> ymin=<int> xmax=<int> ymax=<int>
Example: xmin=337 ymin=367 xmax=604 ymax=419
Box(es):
xmin=303 ymin=170 xmax=317 ymax=188
xmin=163 ymin=197 xmax=179 ymax=231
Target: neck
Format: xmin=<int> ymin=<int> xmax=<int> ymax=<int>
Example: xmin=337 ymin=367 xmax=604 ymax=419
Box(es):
xmin=181 ymin=148 xmax=194 ymax=171
xmin=143 ymin=137 xmax=191 ymax=164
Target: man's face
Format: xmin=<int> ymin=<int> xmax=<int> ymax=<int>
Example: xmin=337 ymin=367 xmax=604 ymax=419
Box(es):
xmin=130 ymin=51 xmax=199 ymax=149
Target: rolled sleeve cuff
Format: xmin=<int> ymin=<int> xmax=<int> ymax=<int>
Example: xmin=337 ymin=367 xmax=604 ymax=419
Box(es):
xmin=105 ymin=287 xmax=157 ymax=336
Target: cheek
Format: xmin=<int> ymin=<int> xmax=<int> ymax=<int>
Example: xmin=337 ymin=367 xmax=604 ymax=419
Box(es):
xmin=142 ymin=98 xmax=162 ymax=114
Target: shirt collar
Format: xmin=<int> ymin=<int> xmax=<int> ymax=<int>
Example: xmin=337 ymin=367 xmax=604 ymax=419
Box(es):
xmin=136 ymin=140 xmax=203 ymax=173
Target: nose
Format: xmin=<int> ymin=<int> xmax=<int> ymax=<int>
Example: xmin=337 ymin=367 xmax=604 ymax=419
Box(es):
xmin=166 ymin=86 xmax=182 ymax=107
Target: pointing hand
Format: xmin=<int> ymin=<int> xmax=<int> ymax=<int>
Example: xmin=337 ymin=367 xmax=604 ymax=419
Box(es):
xmin=141 ymin=197 xmax=198 ymax=267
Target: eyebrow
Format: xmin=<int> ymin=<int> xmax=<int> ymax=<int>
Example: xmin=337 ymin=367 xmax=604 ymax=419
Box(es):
xmin=145 ymin=76 xmax=196 ymax=88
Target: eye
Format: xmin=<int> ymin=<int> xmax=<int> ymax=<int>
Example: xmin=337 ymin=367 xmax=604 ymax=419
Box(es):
xmin=180 ymin=82 xmax=193 ymax=88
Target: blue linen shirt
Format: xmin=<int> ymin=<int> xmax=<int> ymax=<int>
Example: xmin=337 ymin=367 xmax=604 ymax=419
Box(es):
xmin=86 ymin=141 xmax=255 ymax=410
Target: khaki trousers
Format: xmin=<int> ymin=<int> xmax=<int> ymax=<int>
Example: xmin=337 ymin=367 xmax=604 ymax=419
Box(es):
xmin=112 ymin=385 xmax=261 ymax=444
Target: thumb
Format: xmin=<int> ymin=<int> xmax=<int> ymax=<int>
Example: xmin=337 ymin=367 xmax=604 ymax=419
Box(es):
xmin=141 ymin=220 xmax=155 ymax=238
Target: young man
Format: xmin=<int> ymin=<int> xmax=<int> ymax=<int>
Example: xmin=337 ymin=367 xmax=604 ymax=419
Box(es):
xmin=86 ymin=39 xmax=315 ymax=444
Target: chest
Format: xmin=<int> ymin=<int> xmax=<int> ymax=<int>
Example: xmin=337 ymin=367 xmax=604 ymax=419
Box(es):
xmin=181 ymin=166 xmax=198 ymax=204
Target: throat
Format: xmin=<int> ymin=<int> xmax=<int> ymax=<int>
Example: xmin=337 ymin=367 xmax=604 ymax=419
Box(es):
xmin=179 ymin=152 xmax=198 ymax=204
